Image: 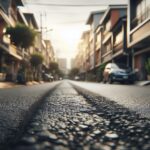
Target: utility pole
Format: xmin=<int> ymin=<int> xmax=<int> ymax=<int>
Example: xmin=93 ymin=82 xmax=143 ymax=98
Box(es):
xmin=39 ymin=12 xmax=46 ymax=80
xmin=40 ymin=13 xmax=43 ymax=52
xmin=40 ymin=12 xmax=47 ymax=50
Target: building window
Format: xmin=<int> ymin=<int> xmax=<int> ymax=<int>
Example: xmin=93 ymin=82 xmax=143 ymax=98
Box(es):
xmin=132 ymin=0 xmax=150 ymax=29
xmin=103 ymin=39 xmax=111 ymax=55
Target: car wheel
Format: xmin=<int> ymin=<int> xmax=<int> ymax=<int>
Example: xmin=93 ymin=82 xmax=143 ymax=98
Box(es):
xmin=129 ymin=81 xmax=134 ymax=84
xmin=121 ymin=81 xmax=125 ymax=84
xmin=108 ymin=76 xmax=113 ymax=84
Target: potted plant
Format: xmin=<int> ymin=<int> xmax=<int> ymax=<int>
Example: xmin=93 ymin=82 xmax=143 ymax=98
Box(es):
xmin=145 ymin=58 xmax=150 ymax=80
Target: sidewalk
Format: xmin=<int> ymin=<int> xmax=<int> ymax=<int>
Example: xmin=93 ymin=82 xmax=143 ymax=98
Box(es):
xmin=0 ymin=80 xmax=150 ymax=89
xmin=0 ymin=82 xmax=21 ymax=89
xmin=134 ymin=80 xmax=150 ymax=86
xmin=0 ymin=81 xmax=42 ymax=89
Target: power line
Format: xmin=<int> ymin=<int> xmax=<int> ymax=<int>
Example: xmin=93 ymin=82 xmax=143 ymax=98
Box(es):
xmin=24 ymin=2 xmax=108 ymax=7
xmin=52 ymin=20 xmax=86 ymax=24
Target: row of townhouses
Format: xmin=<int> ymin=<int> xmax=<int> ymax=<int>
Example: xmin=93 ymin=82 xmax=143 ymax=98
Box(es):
xmin=75 ymin=0 xmax=150 ymax=81
xmin=0 ymin=0 xmax=56 ymax=82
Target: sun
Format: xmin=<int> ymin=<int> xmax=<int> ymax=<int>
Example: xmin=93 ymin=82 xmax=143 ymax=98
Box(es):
xmin=53 ymin=24 xmax=90 ymax=59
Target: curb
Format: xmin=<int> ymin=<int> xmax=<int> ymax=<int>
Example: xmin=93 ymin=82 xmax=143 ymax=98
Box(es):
xmin=134 ymin=81 xmax=150 ymax=86
xmin=0 ymin=81 xmax=45 ymax=89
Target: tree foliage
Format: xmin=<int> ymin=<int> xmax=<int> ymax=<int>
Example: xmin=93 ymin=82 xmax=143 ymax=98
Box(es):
xmin=49 ymin=62 xmax=59 ymax=72
xmin=6 ymin=24 xmax=36 ymax=49
xmin=96 ymin=63 xmax=106 ymax=82
xmin=56 ymin=69 xmax=64 ymax=77
xmin=30 ymin=53 xmax=44 ymax=67
xmin=69 ymin=68 xmax=79 ymax=79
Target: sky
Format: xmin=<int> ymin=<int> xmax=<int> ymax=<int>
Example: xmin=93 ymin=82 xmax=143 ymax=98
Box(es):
xmin=21 ymin=0 xmax=127 ymax=65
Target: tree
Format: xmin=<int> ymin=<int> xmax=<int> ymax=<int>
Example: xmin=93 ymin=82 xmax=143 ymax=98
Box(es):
xmin=96 ymin=63 xmax=106 ymax=82
xmin=49 ymin=62 xmax=59 ymax=72
xmin=69 ymin=68 xmax=79 ymax=79
xmin=6 ymin=23 xmax=36 ymax=49
xmin=30 ymin=53 xmax=44 ymax=81
xmin=56 ymin=69 xmax=64 ymax=78
xmin=48 ymin=62 xmax=65 ymax=80
xmin=30 ymin=53 xmax=44 ymax=67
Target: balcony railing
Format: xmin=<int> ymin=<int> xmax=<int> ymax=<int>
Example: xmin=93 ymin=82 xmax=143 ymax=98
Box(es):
xmin=0 ymin=40 xmax=23 ymax=59
xmin=101 ymin=51 xmax=112 ymax=63
xmin=9 ymin=45 xmax=24 ymax=60
xmin=113 ymin=41 xmax=123 ymax=53
xmin=102 ymin=44 xmax=112 ymax=56
xmin=9 ymin=44 xmax=17 ymax=54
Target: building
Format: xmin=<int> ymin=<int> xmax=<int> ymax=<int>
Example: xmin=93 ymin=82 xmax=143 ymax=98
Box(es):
xmin=83 ymin=30 xmax=90 ymax=73
xmin=57 ymin=58 xmax=67 ymax=74
xmin=0 ymin=0 xmax=23 ymax=26
xmin=100 ymin=5 xmax=128 ymax=65
xmin=70 ymin=58 xmax=75 ymax=69
xmin=23 ymin=12 xmax=39 ymax=56
xmin=128 ymin=0 xmax=150 ymax=80
xmin=0 ymin=0 xmax=57 ymax=82
xmin=0 ymin=0 xmax=23 ymax=81
xmin=76 ymin=6 xmax=129 ymax=81
xmin=44 ymin=40 xmax=55 ymax=67
xmin=75 ymin=31 xmax=90 ymax=80
xmin=86 ymin=10 xmax=105 ymax=73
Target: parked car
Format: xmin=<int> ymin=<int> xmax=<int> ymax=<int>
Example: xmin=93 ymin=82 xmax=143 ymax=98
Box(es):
xmin=103 ymin=63 xmax=135 ymax=84
xmin=74 ymin=76 xmax=80 ymax=81
xmin=42 ymin=73 xmax=54 ymax=82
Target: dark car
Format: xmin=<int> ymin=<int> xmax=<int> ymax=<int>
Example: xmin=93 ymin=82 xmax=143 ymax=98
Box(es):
xmin=103 ymin=63 xmax=135 ymax=84
xmin=42 ymin=73 xmax=54 ymax=82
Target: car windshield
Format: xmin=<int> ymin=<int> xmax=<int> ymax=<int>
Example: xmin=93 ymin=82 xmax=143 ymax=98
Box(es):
xmin=117 ymin=64 xmax=129 ymax=69
xmin=111 ymin=64 xmax=119 ymax=69
xmin=111 ymin=63 xmax=131 ymax=70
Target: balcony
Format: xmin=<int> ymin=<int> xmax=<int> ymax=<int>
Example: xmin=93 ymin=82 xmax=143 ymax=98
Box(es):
xmin=113 ymin=41 xmax=123 ymax=53
xmin=129 ymin=18 xmax=150 ymax=47
xmin=0 ymin=40 xmax=23 ymax=60
xmin=9 ymin=44 xmax=23 ymax=60
xmin=101 ymin=51 xmax=112 ymax=63
xmin=102 ymin=41 xmax=112 ymax=56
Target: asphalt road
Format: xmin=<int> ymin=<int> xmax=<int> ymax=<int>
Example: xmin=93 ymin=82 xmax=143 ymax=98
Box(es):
xmin=0 ymin=81 xmax=61 ymax=147
xmin=70 ymin=80 xmax=150 ymax=119
xmin=9 ymin=81 xmax=150 ymax=150
xmin=0 ymin=80 xmax=150 ymax=150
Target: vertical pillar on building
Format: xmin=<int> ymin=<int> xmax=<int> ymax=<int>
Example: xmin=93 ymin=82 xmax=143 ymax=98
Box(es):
xmin=131 ymin=48 xmax=134 ymax=70
xmin=0 ymin=52 xmax=2 ymax=72
xmin=126 ymin=53 xmax=130 ymax=67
